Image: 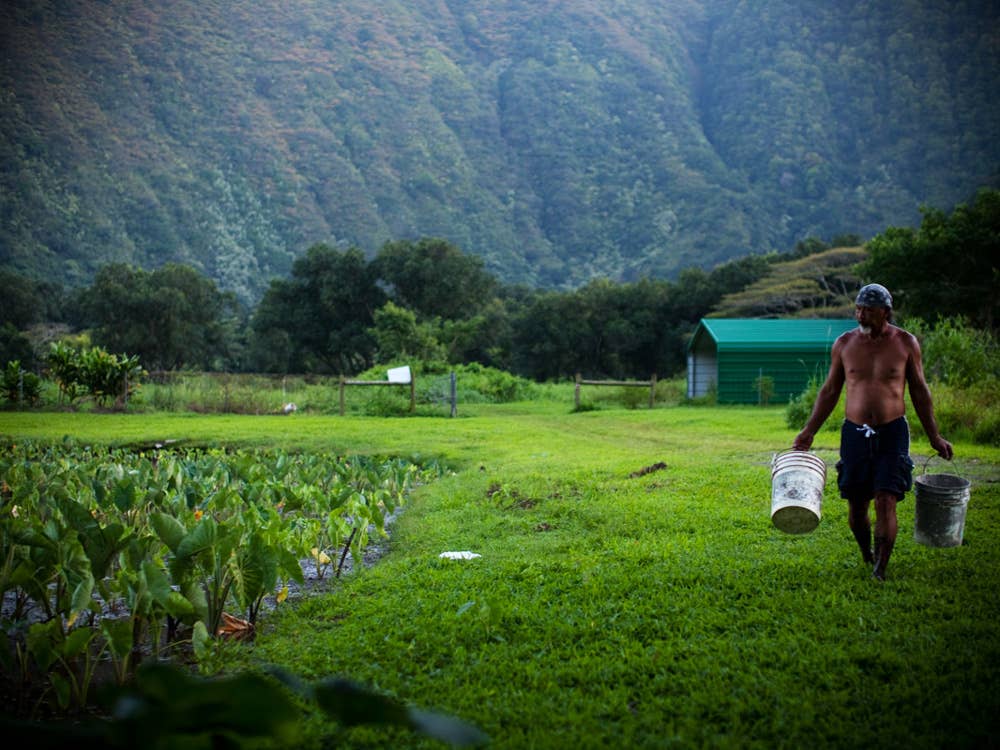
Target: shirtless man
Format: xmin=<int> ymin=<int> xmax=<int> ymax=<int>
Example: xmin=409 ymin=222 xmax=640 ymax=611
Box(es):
xmin=792 ymin=283 xmax=953 ymax=580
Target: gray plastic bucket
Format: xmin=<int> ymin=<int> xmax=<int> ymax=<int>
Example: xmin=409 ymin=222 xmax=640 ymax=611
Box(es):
xmin=914 ymin=473 xmax=970 ymax=547
xmin=771 ymin=450 xmax=827 ymax=534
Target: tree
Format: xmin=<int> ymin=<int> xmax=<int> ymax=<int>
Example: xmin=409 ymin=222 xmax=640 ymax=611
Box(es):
xmin=712 ymin=247 xmax=862 ymax=318
xmin=79 ymin=263 xmax=239 ymax=370
xmin=0 ymin=269 xmax=45 ymax=330
xmin=861 ymin=189 xmax=1000 ymax=330
xmin=250 ymin=245 xmax=384 ymax=374
xmin=373 ymin=238 xmax=497 ymax=321
xmin=0 ymin=323 xmax=35 ymax=369
xmin=369 ymin=302 xmax=445 ymax=364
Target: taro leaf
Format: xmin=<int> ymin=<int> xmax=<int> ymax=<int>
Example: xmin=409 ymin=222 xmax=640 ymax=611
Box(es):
xmin=111 ymin=663 xmax=300 ymax=745
xmin=15 ymin=526 xmax=57 ymax=550
xmin=408 ymin=708 xmax=491 ymax=748
xmin=70 ymin=575 xmax=95 ymax=618
xmin=165 ymin=590 xmax=197 ymax=620
xmin=276 ymin=545 xmax=305 ymax=585
xmin=49 ymin=671 xmax=71 ymax=709
xmin=26 ymin=619 xmax=61 ymax=671
xmin=101 ymin=618 xmax=133 ymax=661
xmin=52 ymin=492 xmax=92 ymax=532
xmin=62 ymin=626 xmax=95 ymax=660
xmin=80 ymin=521 xmax=132 ymax=580
xmin=142 ymin=559 xmax=173 ymax=604
xmin=310 ymin=678 xmax=489 ymax=746
xmin=61 ymin=535 xmax=96 ymax=620
xmin=191 ymin=621 xmax=212 ymax=662
xmin=91 ymin=477 xmax=107 ymax=505
xmin=233 ymin=532 xmax=275 ymax=611
xmin=175 ymin=517 xmax=217 ymax=561
xmin=183 ymin=579 xmax=209 ymax=624
xmin=150 ymin=511 xmax=186 ymax=553
xmin=143 ymin=560 xmax=195 ymax=619
xmin=111 ymin=476 xmax=139 ymax=513
xmin=311 ymin=677 xmax=410 ymax=727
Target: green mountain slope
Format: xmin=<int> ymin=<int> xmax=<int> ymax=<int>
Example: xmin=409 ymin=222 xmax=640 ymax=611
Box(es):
xmin=1 ymin=0 xmax=998 ymax=303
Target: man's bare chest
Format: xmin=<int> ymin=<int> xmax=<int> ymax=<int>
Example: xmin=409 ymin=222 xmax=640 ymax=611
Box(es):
xmin=843 ymin=340 xmax=908 ymax=383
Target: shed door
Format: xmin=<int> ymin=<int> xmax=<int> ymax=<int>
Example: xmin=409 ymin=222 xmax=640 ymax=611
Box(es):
xmin=687 ymin=350 xmax=718 ymax=399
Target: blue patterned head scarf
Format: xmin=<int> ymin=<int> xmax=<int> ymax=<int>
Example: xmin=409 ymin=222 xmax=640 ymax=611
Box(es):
xmin=855 ymin=283 xmax=892 ymax=308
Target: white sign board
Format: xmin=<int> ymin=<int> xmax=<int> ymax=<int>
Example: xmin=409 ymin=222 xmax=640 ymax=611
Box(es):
xmin=387 ymin=365 xmax=412 ymax=384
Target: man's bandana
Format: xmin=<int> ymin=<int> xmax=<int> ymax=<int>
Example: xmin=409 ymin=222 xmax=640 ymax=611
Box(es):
xmin=856 ymin=283 xmax=892 ymax=308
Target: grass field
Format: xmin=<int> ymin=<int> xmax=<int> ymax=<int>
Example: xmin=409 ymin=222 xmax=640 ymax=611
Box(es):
xmin=2 ymin=404 xmax=998 ymax=749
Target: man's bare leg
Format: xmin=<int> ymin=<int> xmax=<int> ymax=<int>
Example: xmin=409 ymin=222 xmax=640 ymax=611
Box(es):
xmin=872 ymin=491 xmax=899 ymax=581
xmin=847 ymin=498 xmax=875 ymax=565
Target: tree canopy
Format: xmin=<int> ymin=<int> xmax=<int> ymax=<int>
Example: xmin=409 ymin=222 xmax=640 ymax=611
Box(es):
xmin=373 ymin=238 xmax=497 ymax=321
xmin=861 ymin=188 xmax=999 ymax=330
xmin=250 ymin=245 xmax=385 ymax=374
xmin=78 ymin=263 xmax=239 ymax=371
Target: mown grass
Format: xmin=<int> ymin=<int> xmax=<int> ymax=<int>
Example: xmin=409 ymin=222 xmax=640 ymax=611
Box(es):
xmin=2 ymin=404 xmax=998 ymax=749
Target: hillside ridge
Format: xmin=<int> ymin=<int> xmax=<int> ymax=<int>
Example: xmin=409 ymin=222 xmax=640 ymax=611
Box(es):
xmin=1 ymin=0 xmax=998 ymax=303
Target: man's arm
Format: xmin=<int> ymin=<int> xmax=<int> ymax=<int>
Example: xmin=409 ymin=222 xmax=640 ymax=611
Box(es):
xmin=905 ymin=333 xmax=954 ymax=460
xmin=792 ymin=337 xmax=846 ymax=451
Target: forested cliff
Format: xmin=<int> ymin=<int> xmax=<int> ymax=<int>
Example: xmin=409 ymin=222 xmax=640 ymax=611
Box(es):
xmin=2 ymin=0 xmax=998 ymax=303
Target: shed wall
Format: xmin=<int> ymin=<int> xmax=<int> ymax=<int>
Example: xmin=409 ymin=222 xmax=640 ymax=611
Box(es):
xmin=717 ymin=351 xmax=832 ymax=404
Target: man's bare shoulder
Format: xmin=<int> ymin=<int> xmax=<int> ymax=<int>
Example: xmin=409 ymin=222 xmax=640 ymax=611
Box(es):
xmin=833 ymin=328 xmax=860 ymax=348
xmin=890 ymin=325 xmax=920 ymax=349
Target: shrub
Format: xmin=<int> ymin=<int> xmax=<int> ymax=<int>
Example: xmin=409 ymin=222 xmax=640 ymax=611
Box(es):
xmin=2 ymin=360 xmax=42 ymax=407
xmin=784 ymin=376 xmax=844 ymax=432
xmin=914 ymin=380 xmax=1000 ymax=446
xmin=906 ymin=316 xmax=999 ymax=386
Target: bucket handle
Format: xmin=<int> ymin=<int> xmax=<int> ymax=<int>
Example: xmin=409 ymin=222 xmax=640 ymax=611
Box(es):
xmin=920 ymin=454 xmax=964 ymax=480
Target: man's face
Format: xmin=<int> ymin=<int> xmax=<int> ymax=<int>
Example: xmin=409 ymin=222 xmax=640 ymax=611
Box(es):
xmin=855 ymin=305 xmax=888 ymax=334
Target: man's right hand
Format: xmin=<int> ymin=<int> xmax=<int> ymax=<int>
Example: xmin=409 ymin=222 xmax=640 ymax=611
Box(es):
xmin=792 ymin=430 xmax=814 ymax=451
xmin=930 ymin=435 xmax=954 ymax=461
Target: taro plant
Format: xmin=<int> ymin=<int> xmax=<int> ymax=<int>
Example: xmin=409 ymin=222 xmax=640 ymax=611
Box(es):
xmin=0 ymin=440 xmax=434 ymax=718
xmin=25 ymin=619 xmax=102 ymax=710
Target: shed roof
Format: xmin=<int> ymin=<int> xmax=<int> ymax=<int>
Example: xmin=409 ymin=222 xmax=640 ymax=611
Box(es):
xmin=688 ymin=318 xmax=856 ymax=352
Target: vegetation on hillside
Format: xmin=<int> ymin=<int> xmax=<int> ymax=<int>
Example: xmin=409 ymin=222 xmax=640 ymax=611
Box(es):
xmin=1 ymin=0 xmax=997 ymax=300
xmin=711 ymin=244 xmax=864 ymax=318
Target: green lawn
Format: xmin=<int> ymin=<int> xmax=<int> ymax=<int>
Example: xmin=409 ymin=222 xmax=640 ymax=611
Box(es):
xmin=3 ymin=405 xmax=998 ymax=749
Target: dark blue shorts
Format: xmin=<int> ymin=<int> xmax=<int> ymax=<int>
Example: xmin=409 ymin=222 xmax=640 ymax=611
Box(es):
xmin=836 ymin=417 xmax=914 ymax=501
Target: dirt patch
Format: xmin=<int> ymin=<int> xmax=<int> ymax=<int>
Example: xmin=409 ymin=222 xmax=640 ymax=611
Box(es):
xmin=628 ymin=461 xmax=667 ymax=478
xmin=486 ymin=482 xmax=538 ymax=510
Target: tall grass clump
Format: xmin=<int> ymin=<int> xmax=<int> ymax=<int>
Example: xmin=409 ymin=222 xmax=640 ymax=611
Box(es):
xmin=908 ymin=316 xmax=999 ymax=445
xmin=784 ymin=375 xmax=845 ymax=432
xmin=140 ymin=373 xmax=342 ymax=414
xmin=906 ymin=315 xmax=999 ymax=387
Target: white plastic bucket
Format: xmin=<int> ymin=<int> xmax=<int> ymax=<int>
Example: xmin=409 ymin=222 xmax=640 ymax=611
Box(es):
xmin=771 ymin=451 xmax=827 ymax=534
xmin=914 ymin=473 xmax=971 ymax=547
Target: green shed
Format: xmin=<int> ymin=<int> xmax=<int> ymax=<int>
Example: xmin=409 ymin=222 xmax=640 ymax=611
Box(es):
xmin=686 ymin=318 xmax=856 ymax=404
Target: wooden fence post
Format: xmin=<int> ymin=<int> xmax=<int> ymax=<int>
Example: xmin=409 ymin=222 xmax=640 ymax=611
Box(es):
xmin=409 ymin=375 xmax=416 ymax=413
xmin=339 ymin=376 xmax=345 ymax=416
xmin=450 ymin=371 xmax=457 ymax=417
xmin=574 ymin=373 xmax=581 ymax=409
xmin=649 ymin=373 xmax=657 ymax=408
